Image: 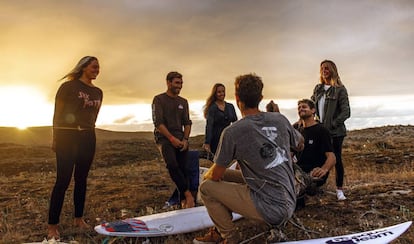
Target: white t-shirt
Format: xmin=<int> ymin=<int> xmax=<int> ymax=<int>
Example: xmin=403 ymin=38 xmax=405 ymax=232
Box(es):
xmin=318 ymin=85 xmax=331 ymax=122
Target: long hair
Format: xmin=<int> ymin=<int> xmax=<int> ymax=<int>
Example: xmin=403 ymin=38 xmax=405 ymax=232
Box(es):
xmin=203 ymin=83 xmax=225 ymax=119
xmin=319 ymin=59 xmax=343 ymax=86
xmin=60 ymin=56 xmax=98 ymax=81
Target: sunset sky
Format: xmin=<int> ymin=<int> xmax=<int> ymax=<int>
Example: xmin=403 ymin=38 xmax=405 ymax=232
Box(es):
xmin=1 ymin=0 xmax=413 ymax=133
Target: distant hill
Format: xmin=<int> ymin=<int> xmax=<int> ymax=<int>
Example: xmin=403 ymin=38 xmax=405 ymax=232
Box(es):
xmin=1 ymin=125 xmax=412 ymax=146
xmin=0 ymin=126 xmax=155 ymax=146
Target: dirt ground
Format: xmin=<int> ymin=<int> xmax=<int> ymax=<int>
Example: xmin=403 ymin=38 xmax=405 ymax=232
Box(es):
xmin=0 ymin=125 xmax=413 ymax=243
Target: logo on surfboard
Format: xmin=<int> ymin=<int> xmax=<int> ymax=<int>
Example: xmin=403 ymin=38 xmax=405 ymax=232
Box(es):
xmin=325 ymin=228 xmax=394 ymax=243
xmin=159 ymin=224 xmax=174 ymax=233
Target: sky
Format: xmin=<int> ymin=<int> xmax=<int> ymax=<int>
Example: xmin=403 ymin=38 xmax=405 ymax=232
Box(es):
xmin=1 ymin=0 xmax=413 ymax=134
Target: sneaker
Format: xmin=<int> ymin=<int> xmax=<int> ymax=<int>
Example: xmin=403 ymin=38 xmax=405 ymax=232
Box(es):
xmin=162 ymin=201 xmax=179 ymax=209
xmin=337 ymin=190 xmax=347 ymax=201
xmin=193 ymin=227 xmax=222 ymax=244
xmin=162 ymin=201 xmax=172 ymax=209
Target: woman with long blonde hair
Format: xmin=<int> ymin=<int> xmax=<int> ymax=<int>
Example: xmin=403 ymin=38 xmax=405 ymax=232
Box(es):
xmin=311 ymin=59 xmax=350 ymax=201
xmin=48 ymin=56 xmax=103 ymax=240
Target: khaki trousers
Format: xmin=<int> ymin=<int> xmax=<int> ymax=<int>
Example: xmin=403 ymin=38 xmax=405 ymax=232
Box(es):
xmin=199 ymin=169 xmax=266 ymax=239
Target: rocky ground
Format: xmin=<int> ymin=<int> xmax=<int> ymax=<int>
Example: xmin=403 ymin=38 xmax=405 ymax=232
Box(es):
xmin=0 ymin=125 xmax=413 ymax=243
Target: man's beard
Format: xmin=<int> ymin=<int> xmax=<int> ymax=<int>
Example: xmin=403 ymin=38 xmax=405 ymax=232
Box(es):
xmin=299 ymin=113 xmax=312 ymax=120
xmin=171 ymin=88 xmax=181 ymax=95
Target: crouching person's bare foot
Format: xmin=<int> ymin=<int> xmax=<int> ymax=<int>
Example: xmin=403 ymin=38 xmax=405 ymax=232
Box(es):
xmin=73 ymin=217 xmax=91 ymax=229
xmin=47 ymin=224 xmax=60 ymax=240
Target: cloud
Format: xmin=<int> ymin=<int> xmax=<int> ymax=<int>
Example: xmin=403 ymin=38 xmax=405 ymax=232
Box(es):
xmin=0 ymin=0 xmax=414 ymax=107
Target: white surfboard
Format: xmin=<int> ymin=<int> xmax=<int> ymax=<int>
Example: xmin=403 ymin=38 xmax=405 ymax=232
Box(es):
xmin=94 ymin=166 xmax=243 ymax=237
xmin=273 ymin=221 xmax=412 ymax=244
xmin=94 ymin=205 xmax=242 ymax=237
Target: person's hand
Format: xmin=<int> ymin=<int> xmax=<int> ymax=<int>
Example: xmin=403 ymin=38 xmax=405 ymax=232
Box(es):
xmin=180 ymin=139 xmax=189 ymax=152
xmin=203 ymin=144 xmax=211 ymax=153
xmin=297 ymin=141 xmax=305 ymax=152
xmin=203 ymin=166 xmax=213 ymax=180
xmin=203 ymin=164 xmax=218 ymax=180
xmin=310 ymin=167 xmax=328 ymax=179
xmin=170 ymin=136 xmax=183 ymax=149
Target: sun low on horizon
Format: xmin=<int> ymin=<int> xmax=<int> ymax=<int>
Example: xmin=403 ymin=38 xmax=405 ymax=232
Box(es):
xmin=0 ymin=85 xmax=161 ymax=131
xmin=0 ymin=86 xmax=54 ymax=130
xmin=1 ymin=84 xmax=413 ymax=133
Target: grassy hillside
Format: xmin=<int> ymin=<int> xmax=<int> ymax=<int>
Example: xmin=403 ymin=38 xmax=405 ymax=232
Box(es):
xmin=0 ymin=126 xmax=155 ymax=146
xmin=0 ymin=125 xmax=412 ymax=243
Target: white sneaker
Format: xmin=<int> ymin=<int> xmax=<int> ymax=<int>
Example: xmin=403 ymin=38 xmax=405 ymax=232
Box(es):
xmin=337 ymin=190 xmax=347 ymax=201
xmin=162 ymin=201 xmax=173 ymax=209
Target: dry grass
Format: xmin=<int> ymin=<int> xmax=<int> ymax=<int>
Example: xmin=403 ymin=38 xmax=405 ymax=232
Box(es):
xmin=0 ymin=125 xmax=413 ymax=243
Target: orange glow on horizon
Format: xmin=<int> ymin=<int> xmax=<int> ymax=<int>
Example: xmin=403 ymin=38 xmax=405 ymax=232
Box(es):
xmin=0 ymin=86 xmax=53 ymax=129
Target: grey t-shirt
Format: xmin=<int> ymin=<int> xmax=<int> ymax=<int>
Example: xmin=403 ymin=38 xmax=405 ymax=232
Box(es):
xmin=214 ymin=112 xmax=302 ymax=225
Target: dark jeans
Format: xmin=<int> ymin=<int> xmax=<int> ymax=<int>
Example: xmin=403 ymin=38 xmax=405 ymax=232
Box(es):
xmin=48 ymin=129 xmax=96 ymax=224
xmin=167 ymin=151 xmax=200 ymax=205
xmin=158 ymin=140 xmax=190 ymax=201
xmin=295 ymin=164 xmax=328 ymax=210
xmin=332 ymin=136 xmax=345 ymax=188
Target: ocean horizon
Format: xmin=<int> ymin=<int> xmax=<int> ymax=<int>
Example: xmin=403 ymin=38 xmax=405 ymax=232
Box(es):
xmin=97 ymin=95 xmax=414 ymax=136
xmin=2 ymin=95 xmax=412 ymax=135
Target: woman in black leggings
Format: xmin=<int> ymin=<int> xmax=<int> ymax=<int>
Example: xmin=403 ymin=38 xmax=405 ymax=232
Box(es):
xmin=311 ymin=60 xmax=350 ymax=201
xmin=48 ymin=56 xmax=103 ymax=240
